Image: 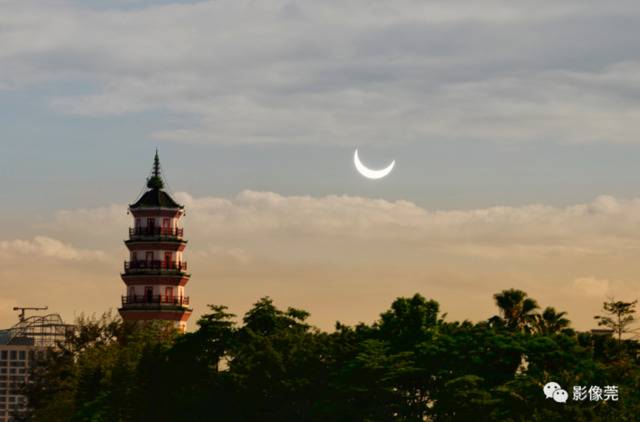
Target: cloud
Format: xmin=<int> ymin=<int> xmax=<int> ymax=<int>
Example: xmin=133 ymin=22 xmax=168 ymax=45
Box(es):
xmin=168 ymin=191 xmax=640 ymax=260
xmin=6 ymin=191 xmax=640 ymax=331
xmin=38 ymin=191 xmax=640 ymax=264
xmin=3 ymin=1 xmax=640 ymax=145
xmin=46 ymin=204 xmax=129 ymax=238
xmin=0 ymin=236 xmax=106 ymax=261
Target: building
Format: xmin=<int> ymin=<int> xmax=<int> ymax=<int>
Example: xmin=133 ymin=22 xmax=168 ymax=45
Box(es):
xmin=0 ymin=312 xmax=70 ymax=422
xmin=590 ymin=328 xmax=615 ymax=336
xmin=118 ymin=151 xmax=192 ymax=332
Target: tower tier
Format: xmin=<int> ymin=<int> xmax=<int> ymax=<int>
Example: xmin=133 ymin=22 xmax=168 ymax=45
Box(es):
xmin=121 ymin=274 xmax=190 ymax=286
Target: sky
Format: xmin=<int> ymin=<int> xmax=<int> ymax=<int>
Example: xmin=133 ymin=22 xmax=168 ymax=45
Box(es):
xmin=2 ymin=0 xmax=640 ymax=331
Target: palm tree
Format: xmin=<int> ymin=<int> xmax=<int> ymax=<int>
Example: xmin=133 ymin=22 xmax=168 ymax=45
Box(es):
xmin=533 ymin=307 xmax=571 ymax=335
xmin=491 ymin=289 xmax=539 ymax=331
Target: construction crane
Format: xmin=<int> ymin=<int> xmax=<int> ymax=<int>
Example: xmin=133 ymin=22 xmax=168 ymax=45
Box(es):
xmin=13 ymin=306 xmax=48 ymax=322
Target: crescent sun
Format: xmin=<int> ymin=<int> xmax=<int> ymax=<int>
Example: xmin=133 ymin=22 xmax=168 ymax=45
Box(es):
xmin=353 ymin=149 xmax=395 ymax=180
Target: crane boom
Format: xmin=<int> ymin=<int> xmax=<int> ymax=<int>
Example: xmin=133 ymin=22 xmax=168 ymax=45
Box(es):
xmin=12 ymin=306 xmax=48 ymax=322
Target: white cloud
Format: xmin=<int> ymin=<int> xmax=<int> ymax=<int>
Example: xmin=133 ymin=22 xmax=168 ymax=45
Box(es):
xmin=46 ymin=204 xmax=129 ymax=238
xmin=0 ymin=236 xmax=106 ymax=261
xmin=39 ymin=191 xmax=640 ymax=263
xmin=169 ymin=191 xmax=640 ymax=261
xmin=3 ymin=1 xmax=640 ymax=145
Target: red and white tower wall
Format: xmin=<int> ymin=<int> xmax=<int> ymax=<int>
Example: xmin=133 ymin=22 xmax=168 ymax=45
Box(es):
xmin=118 ymin=152 xmax=192 ymax=332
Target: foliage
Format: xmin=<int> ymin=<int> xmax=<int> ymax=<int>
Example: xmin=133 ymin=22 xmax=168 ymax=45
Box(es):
xmin=534 ymin=307 xmax=573 ymax=336
xmin=594 ymin=298 xmax=639 ymax=344
xmin=18 ymin=292 xmax=640 ymax=421
xmin=490 ymin=288 xmax=539 ymax=332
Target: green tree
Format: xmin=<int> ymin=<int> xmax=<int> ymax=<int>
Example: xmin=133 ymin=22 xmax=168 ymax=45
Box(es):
xmin=377 ymin=293 xmax=442 ymax=351
xmin=230 ymin=297 xmax=328 ymax=420
xmin=21 ymin=313 xmax=177 ymax=422
xmin=491 ymin=289 xmax=539 ymax=332
xmin=20 ymin=291 xmax=640 ymax=421
xmin=594 ymin=298 xmax=638 ymax=344
xmin=139 ymin=305 xmax=237 ymax=421
xmin=533 ymin=307 xmax=572 ymax=335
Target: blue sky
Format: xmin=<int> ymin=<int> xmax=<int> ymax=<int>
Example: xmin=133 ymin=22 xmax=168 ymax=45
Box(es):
xmin=2 ymin=0 xmax=640 ymax=216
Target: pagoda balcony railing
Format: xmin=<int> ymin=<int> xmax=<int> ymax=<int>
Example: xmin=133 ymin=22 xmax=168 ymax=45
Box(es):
xmin=129 ymin=227 xmax=184 ymax=238
xmin=121 ymin=295 xmax=190 ymax=306
xmin=124 ymin=260 xmax=188 ymax=272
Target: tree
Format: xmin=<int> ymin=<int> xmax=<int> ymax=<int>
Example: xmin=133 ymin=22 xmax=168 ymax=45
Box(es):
xmin=377 ymin=293 xmax=442 ymax=351
xmin=230 ymin=297 xmax=327 ymax=420
xmin=20 ymin=313 xmax=177 ymax=422
xmin=594 ymin=298 xmax=639 ymax=344
xmin=491 ymin=289 xmax=539 ymax=332
xmin=21 ymin=292 xmax=640 ymax=421
xmin=144 ymin=305 xmax=237 ymax=421
xmin=533 ymin=306 xmax=572 ymax=335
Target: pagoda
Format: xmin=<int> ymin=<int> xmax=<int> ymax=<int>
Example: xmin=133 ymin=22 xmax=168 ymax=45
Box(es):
xmin=118 ymin=151 xmax=192 ymax=332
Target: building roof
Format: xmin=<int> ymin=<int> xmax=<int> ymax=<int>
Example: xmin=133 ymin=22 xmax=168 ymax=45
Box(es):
xmin=0 ymin=314 xmax=70 ymax=347
xmin=130 ymin=189 xmax=183 ymax=209
xmin=130 ymin=151 xmax=184 ymax=210
xmin=590 ymin=328 xmax=615 ymax=336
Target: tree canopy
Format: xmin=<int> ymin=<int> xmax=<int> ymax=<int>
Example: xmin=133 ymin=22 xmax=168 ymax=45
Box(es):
xmin=18 ymin=290 xmax=640 ymax=421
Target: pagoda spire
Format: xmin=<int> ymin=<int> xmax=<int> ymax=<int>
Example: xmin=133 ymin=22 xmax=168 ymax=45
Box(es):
xmin=146 ymin=149 xmax=165 ymax=190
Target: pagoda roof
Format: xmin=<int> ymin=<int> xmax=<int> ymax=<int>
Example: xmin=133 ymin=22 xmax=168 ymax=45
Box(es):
xmin=130 ymin=189 xmax=183 ymax=209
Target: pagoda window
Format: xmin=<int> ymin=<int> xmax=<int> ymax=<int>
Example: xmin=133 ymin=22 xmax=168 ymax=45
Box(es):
xmin=165 ymin=287 xmax=174 ymax=303
xmin=164 ymin=252 xmax=172 ymax=268
xmin=145 ymin=251 xmax=154 ymax=264
xmin=144 ymin=286 xmax=153 ymax=302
